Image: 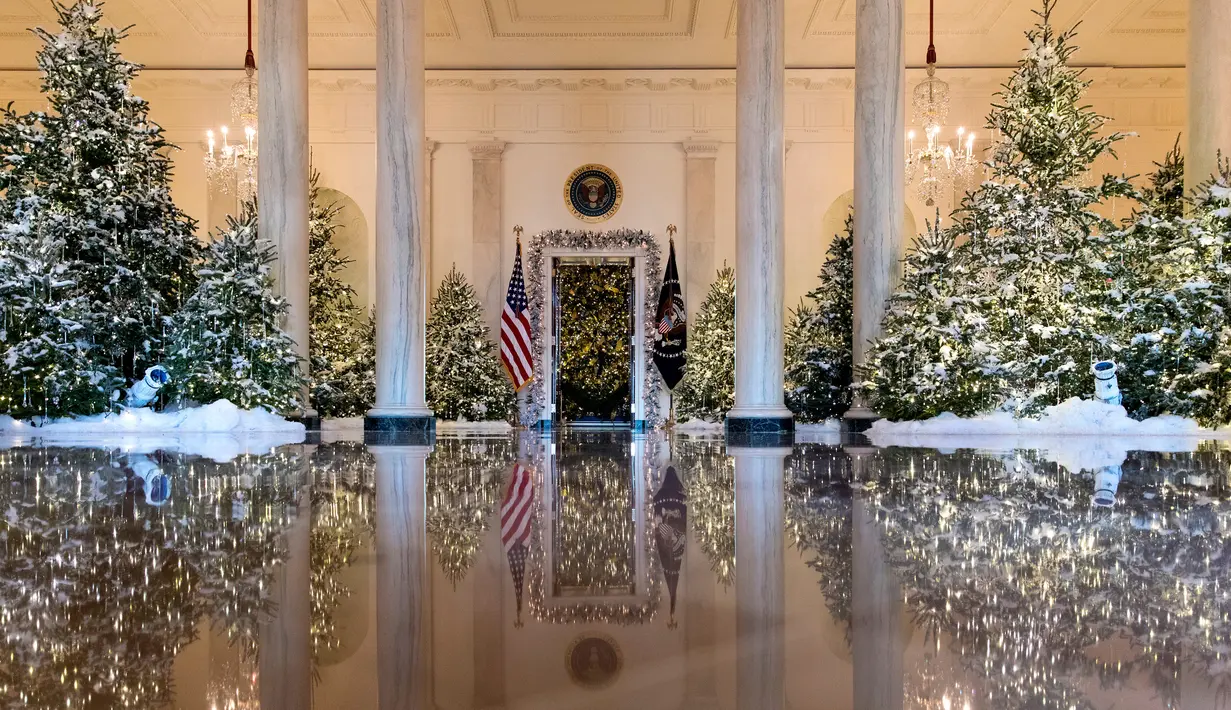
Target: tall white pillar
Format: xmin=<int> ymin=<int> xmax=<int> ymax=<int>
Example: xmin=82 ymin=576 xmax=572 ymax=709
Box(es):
xmin=683 ymin=139 xmax=718 ymax=313
xmin=733 ymin=448 xmax=788 ymax=710
xmin=258 ymin=0 xmax=311 ymax=415
xmin=1187 ymin=0 xmax=1231 ymax=195
xmin=259 ymin=491 xmax=311 ymax=710
xmin=375 ymin=446 xmax=433 ymax=710
xmin=470 ymin=139 xmax=508 ymax=335
xmin=368 ymin=0 xmax=434 ymax=432
xmin=846 ymin=0 xmax=905 ymax=426
xmin=727 ymin=0 xmax=792 ymax=437
xmin=473 ymin=517 xmax=507 ymax=709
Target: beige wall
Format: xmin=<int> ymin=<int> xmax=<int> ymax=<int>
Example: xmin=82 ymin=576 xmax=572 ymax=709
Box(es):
xmin=0 ymin=67 xmax=1188 ymax=317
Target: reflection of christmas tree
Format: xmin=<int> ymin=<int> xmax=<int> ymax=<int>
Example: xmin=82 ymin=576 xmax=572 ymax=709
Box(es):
xmin=677 ymin=438 xmax=735 ymax=586
xmin=426 ymin=437 xmax=513 ymax=585
xmin=308 ymin=443 xmax=375 ymax=661
xmin=785 ymin=446 xmax=853 ymax=641
xmin=0 ymin=446 xmax=301 ymax=709
xmin=552 ymin=445 xmax=636 ymax=592
xmin=834 ymin=446 xmax=1231 ymax=707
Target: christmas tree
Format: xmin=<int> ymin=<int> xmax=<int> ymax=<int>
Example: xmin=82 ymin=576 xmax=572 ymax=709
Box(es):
xmin=784 ymin=214 xmax=854 ymax=422
xmin=166 ymin=205 xmax=306 ymax=412
xmin=307 ymin=169 xmax=375 ymax=418
xmin=0 ymin=195 xmax=120 ymax=418
xmin=0 ymin=1 xmax=199 ymax=387
xmin=863 ymin=216 xmax=999 ymax=420
xmin=674 ymin=266 xmax=736 ymax=422
xmin=1111 ymin=156 xmax=1231 ymax=425
xmin=915 ymin=0 xmax=1132 ymax=414
xmin=425 ymin=266 xmax=515 ymax=421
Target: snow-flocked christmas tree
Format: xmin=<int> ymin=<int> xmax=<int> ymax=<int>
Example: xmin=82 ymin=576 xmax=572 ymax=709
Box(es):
xmin=0 ymin=1 xmax=200 ymax=417
xmin=870 ymin=0 xmax=1133 ymax=417
xmin=166 ymin=206 xmax=305 ymax=412
xmin=1109 ymin=154 xmax=1231 ymax=426
xmin=863 ymin=215 xmax=999 ymax=420
xmin=308 ymin=169 xmax=375 ymax=418
xmin=785 ymin=213 xmax=854 ymax=422
xmin=425 ymin=266 xmax=515 ymax=421
xmin=675 ymin=266 xmax=735 ymax=422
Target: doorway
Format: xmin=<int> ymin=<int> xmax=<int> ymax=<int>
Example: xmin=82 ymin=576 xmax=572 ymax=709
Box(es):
xmin=552 ymin=256 xmax=635 ymax=426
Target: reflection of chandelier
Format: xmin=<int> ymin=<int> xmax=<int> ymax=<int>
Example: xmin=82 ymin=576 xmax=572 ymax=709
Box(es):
xmin=905 ymin=0 xmax=979 ymax=207
xmin=204 ymin=0 xmax=258 ymax=202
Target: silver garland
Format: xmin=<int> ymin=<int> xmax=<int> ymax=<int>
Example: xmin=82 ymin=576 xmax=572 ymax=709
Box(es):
xmin=522 ymin=229 xmax=664 ymax=427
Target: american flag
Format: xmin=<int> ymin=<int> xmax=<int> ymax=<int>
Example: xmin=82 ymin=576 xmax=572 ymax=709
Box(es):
xmin=501 ymin=462 xmax=535 ymax=627
xmin=500 ymin=241 xmax=535 ymax=391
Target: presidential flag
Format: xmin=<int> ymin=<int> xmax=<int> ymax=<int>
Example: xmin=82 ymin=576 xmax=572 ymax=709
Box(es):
xmin=652 ymin=238 xmax=687 ymax=389
xmin=501 ymin=462 xmax=535 ymax=628
xmin=501 ymin=241 xmax=535 ymax=391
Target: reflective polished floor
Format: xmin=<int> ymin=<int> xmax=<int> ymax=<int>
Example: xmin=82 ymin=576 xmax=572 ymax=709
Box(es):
xmin=2 ymin=431 xmax=1230 ymax=709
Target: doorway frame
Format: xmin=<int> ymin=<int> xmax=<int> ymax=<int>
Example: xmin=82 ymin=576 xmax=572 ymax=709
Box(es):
xmin=522 ymin=229 xmax=664 ymax=430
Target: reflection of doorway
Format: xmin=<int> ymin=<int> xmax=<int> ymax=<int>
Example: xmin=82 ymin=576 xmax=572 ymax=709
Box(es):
xmin=552 ymin=257 xmax=635 ymax=425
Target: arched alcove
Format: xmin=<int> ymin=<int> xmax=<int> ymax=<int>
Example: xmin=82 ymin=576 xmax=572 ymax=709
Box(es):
xmin=820 ymin=190 xmax=918 ymax=247
xmin=318 ymin=187 xmax=372 ymax=310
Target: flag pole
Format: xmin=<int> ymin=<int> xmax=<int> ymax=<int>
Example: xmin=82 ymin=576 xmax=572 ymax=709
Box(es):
xmin=666 ymin=224 xmax=678 ymax=430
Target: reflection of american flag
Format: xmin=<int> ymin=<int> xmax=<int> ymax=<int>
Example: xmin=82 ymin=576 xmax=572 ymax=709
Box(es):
xmin=500 ymin=242 xmax=534 ymax=391
xmin=501 ymin=462 xmax=535 ymax=627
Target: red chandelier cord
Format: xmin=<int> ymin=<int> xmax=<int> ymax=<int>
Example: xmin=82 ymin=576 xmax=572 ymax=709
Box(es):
xmin=244 ymin=0 xmax=256 ymax=71
xmin=926 ymin=0 xmax=937 ymax=65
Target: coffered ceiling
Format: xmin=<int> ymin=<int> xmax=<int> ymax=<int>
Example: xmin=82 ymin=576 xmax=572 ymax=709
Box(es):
xmin=0 ymin=0 xmax=1185 ymax=71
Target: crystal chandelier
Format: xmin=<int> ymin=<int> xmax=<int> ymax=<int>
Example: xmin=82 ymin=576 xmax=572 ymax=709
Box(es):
xmin=905 ymin=0 xmax=979 ymax=207
xmin=204 ymin=0 xmax=258 ymax=203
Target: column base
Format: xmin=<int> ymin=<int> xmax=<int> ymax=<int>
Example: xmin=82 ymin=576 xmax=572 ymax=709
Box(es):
xmin=365 ymin=410 xmax=436 ymax=446
xmin=725 ymin=414 xmax=794 ymax=448
xmin=288 ymin=410 xmax=321 ymax=431
xmin=841 ymin=406 xmax=880 ymax=434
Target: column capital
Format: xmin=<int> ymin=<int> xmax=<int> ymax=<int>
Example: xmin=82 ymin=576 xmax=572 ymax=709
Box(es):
xmin=682 ymin=138 xmax=720 ymax=158
xmin=468 ymin=138 xmax=507 ymax=159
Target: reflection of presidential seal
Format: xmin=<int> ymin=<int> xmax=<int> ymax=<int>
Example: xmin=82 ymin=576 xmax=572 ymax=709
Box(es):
xmin=565 ymin=164 xmax=622 ymax=222
xmin=565 ymin=634 xmax=623 ymax=689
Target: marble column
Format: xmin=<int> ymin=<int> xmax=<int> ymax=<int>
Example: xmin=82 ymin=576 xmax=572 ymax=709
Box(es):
xmin=258 ymin=491 xmax=311 ymax=710
xmin=368 ymin=0 xmax=434 ymax=434
xmin=683 ymin=139 xmax=718 ymax=312
xmin=470 ymin=139 xmax=508 ymax=335
xmin=733 ymin=448 xmax=788 ymax=710
xmin=1187 ymin=0 xmax=1231 ymax=195
xmin=375 ymin=446 xmax=434 ymax=710
xmin=846 ymin=0 xmax=905 ymax=427
xmin=727 ymin=0 xmax=793 ymax=440
xmin=851 ymin=448 xmax=905 ymax=710
xmin=258 ymin=0 xmax=311 ymax=416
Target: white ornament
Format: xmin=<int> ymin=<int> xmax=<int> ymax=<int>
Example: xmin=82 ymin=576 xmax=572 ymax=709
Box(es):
xmin=1091 ymin=360 xmax=1121 ymax=406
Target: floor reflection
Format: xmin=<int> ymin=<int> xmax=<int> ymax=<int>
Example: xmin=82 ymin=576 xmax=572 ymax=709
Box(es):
xmin=2 ymin=436 xmax=1231 ymax=708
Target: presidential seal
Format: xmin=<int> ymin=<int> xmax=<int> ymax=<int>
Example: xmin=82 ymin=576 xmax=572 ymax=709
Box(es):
xmin=565 ymin=164 xmax=622 ymax=223
xmin=565 ymin=634 xmax=623 ymax=689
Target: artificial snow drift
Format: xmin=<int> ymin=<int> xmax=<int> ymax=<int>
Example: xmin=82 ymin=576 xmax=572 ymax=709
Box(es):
xmin=0 ymin=400 xmax=305 ymax=461
xmin=867 ymin=397 xmax=1217 ymax=473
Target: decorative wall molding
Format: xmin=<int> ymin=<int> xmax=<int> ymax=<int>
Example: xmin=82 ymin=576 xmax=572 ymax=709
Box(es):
xmin=468 ymin=138 xmax=507 ymax=157
xmin=0 ymin=67 xmax=1187 ymax=145
xmin=479 ymin=0 xmax=699 ymax=39
xmin=681 ymin=138 xmax=721 ymax=156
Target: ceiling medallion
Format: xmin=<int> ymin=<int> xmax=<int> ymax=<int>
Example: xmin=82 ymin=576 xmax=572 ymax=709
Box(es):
xmin=565 ymin=634 xmax=623 ymax=689
xmin=565 ymin=164 xmax=623 ymax=223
